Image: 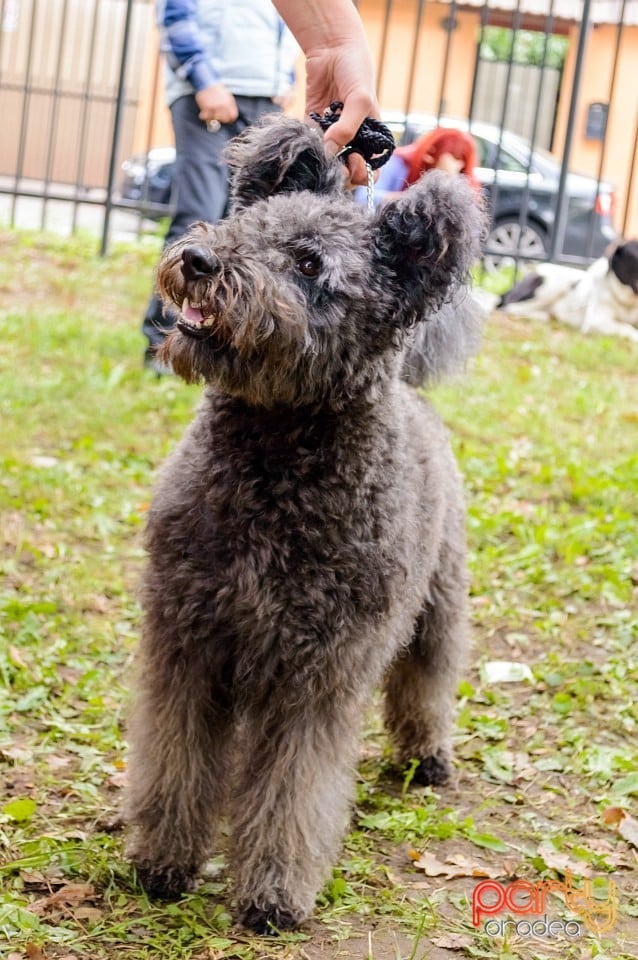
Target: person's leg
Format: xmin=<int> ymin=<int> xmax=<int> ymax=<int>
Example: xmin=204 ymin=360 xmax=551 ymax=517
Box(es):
xmin=166 ymin=95 xmax=237 ymax=239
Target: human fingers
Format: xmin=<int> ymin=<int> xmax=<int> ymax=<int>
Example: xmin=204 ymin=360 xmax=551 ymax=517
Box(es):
xmin=345 ymin=152 xmax=370 ymax=187
xmin=321 ymin=92 xmax=380 ymax=186
xmin=196 ymin=86 xmax=239 ymax=124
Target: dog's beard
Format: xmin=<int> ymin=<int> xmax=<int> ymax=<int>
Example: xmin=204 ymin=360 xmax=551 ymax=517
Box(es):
xmin=158 ymin=328 xmax=230 ymax=383
xmin=157 ymin=286 xmax=313 ymax=404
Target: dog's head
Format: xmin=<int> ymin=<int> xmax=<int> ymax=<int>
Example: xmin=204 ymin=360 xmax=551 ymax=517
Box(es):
xmin=157 ymin=115 xmax=484 ymax=407
xmin=608 ymin=239 xmax=638 ymax=295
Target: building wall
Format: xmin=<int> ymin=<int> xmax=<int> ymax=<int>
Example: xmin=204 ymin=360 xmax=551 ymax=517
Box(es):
xmin=133 ymin=0 xmax=479 ymax=151
xmin=130 ymin=0 xmax=638 ymax=237
xmin=3 ymin=0 xmax=636 ymax=237
xmin=0 ymin=0 xmax=150 ymax=187
xmin=358 ymin=0 xmax=477 ymax=118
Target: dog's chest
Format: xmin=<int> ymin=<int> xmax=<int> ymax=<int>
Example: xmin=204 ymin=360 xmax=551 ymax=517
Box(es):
xmin=172 ymin=404 xmax=412 ymax=640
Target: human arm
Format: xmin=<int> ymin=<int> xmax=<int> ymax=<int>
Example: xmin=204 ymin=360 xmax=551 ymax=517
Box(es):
xmin=271 ymin=0 xmax=379 ymax=184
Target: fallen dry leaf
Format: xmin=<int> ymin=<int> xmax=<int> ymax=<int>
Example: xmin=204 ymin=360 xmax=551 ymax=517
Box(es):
xmin=603 ymin=806 xmax=625 ymax=827
xmin=603 ymin=806 xmax=638 ymax=848
xmin=0 ymin=743 xmax=33 ymax=764
xmin=432 ymin=934 xmax=474 ymax=950
xmin=19 ymin=870 xmax=48 ymax=885
xmin=29 ymin=882 xmax=96 ymax=916
xmin=73 ymin=906 xmax=104 ymax=922
xmin=619 ymin=815 xmax=638 ymax=848
xmin=8 ymin=644 xmax=29 ymax=668
xmin=107 ymin=769 xmax=128 ymax=789
xmin=411 ymin=850 xmax=502 ymax=880
xmin=26 ymin=946 xmax=47 ymax=960
xmin=537 ymin=843 xmax=592 ymax=877
xmin=46 ymin=754 xmax=72 ymax=772
xmin=83 ymin=593 xmax=111 ymax=613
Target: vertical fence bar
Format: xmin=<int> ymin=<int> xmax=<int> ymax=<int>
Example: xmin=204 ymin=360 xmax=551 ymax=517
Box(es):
xmin=375 ymin=0 xmax=394 ymax=99
xmin=436 ymin=0 xmax=458 ymax=121
xmin=468 ymin=2 xmax=491 ymax=125
xmin=41 ymin=0 xmax=70 ymax=230
xmin=549 ymin=0 xmax=592 ymax=261
xmin=514 ymin=1 xmax=557 ymax=269
xmin=101 ymin=0 xmax=135 ymax=256
xmin=484 ymin=0 xmax=523 ymax=257
xmin=467 ymin=2 xmax=490 ymax=283
xmin=585 ymin=0 xmax=626 ymax=258
xmin=72 ymin=0 xmax=100 ymax=232
xmin=134 ymin=38 xmax=164 ymax=238
xmin=621 ymin=110 xmax=638 ymax=238
xmin=402 ymin=0 xmax=426 ymax=122
xmin=10 ymin=0 xmax=39 ymax=226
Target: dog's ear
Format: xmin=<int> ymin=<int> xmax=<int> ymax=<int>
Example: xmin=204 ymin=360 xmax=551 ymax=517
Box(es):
xmin=226 ymin=114 xmax=344 ymax=211
xmin=372 ymin=171 xmax=486 ymax=323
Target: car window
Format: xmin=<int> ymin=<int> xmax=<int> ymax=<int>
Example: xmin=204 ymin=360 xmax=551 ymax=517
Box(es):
xmin=472 ymin=136 xmax=490 ymax=168
xmin=473 ymin=136 xmax=528 ymax=173
xmin=496 ymin=149 xmax=527 ymax=173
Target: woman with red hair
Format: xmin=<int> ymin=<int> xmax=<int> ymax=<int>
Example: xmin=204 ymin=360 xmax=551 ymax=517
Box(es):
xmin=356 ymin=125 xmax=479 ymax=205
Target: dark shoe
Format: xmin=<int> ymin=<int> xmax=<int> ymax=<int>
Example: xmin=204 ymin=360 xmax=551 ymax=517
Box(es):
xmin=142 ymin=293 xmax=177 ymax=376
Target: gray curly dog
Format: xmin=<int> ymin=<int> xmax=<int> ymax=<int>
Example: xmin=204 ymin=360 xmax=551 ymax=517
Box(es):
xmin=125 ymin=115 xmax=484 ymax=934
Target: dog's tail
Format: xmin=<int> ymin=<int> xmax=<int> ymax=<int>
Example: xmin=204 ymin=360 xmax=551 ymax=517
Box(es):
xmin=400 ymin=285 xmax=486 ymax=387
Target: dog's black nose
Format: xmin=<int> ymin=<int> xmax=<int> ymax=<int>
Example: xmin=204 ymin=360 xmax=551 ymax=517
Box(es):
xmin=181 ymin=245 xmax=220 ymax=282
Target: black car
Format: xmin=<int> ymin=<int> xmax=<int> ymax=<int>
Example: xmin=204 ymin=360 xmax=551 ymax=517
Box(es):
xmin=118 ymin=147 xmax=176 ymax=217
xmin=382 ymin=111 xmax=617 ymax=267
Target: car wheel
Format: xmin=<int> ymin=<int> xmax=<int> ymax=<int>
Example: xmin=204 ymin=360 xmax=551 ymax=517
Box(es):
xmin=483 ymin=219 xmax=548 ymax=272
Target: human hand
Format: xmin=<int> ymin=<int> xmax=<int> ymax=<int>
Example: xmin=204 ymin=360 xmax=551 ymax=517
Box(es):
xmin=305 ymin=44 xmax=379 ymax=185
xmin=195 ymin=84 xmax=239 ymax=125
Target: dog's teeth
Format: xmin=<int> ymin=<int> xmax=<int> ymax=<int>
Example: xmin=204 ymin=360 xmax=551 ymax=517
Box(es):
xmin=181 ymin=299 xmax=208 ymax=326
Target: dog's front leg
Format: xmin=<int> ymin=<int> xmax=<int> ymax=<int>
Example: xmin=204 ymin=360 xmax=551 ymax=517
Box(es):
xmin=125 ymin=640 xmax=234 ymax=899
xmin=230 ymin=690 xmax=366 ymax=933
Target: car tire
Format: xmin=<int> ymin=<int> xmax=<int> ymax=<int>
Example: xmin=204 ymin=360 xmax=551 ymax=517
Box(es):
xmin=483 ymin=218 xmax=548 ymax=272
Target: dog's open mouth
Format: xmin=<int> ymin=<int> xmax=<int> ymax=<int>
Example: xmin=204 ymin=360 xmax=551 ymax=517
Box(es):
xmin=177 ymin=298 xmax=217 ymax=340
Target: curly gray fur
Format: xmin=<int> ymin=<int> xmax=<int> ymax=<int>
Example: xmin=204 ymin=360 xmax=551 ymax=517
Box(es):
xmin=401 ymin=291 xmax=484 ymax=386
xmin=125 ymin=114 xmax=485 ymax=934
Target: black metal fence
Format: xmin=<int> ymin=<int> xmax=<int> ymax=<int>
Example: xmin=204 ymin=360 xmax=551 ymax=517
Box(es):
xmin=0 ymin=0 xmax=636 ymax=263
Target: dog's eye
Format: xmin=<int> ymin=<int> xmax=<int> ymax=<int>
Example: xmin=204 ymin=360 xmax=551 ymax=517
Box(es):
xmin=296 ymin=255 xmax=320 ymax=278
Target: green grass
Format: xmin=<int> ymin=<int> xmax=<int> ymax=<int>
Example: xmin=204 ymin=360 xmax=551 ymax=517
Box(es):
xmin=0 ymin=229 xmax=636 ymax=960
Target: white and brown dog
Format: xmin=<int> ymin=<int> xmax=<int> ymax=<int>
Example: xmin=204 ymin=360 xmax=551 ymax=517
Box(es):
xmin=498 ymin=240 xmax=638 ymax=342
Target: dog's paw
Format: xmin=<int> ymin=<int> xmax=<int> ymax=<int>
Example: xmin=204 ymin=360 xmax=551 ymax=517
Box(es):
xmin=135 ymin=862 xmax=197 ymax=900
xmin=240 ymin=902 xmax=301 ymax=935
xmin=411 ymin=751 xmax=452 ymax=787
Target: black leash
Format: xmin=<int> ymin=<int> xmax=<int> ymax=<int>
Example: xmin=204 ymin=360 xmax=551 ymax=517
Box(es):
xmin=309 ymin=101 xmax=395 ymax=171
